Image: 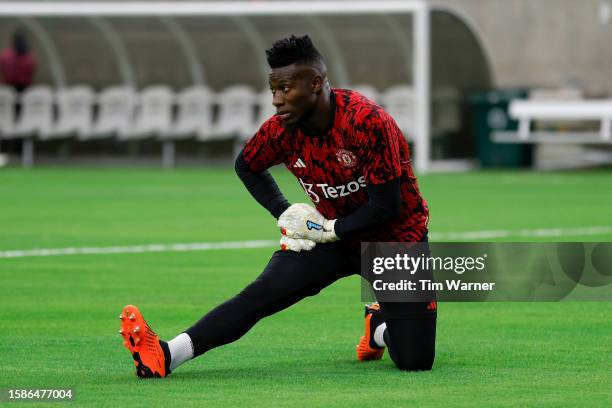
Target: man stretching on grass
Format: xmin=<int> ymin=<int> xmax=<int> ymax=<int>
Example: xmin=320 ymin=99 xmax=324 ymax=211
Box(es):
xmin=119 ymin=35 xmax=436 ymax=378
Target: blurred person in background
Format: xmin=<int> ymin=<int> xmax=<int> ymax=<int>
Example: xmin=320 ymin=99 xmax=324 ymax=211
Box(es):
xmin=0 ymin=30 xmax=37 ymax=165
xmin=0 ymin=30 xmax=37 ymax=94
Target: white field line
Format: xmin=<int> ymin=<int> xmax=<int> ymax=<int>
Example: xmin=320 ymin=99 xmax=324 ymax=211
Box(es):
xmin=1 ymin=226 xmax=611 ymax=259
xmin=431 ymin=226 xmax=612 ymax=240
xmin=0 ymin=240 xmax=278 ymax=259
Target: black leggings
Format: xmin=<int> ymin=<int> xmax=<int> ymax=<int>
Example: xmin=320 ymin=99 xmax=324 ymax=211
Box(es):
xmin=185 ymin=242 xmax=436 ymax=371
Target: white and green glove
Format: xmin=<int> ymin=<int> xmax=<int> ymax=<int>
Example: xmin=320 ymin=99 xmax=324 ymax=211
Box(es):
xmin=278 ymin=203 xmax=338 ymax=243
xmin=279 ymin=235 xmax=316 ymax=252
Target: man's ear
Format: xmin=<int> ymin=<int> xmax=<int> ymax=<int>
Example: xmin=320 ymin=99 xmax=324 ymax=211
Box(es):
xmin=311 ymin=75 xmax=324 ymax=94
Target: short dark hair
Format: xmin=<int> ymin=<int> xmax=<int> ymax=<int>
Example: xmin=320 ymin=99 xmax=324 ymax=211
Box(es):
xmin=266 ymin=35 xmax=322 ymax=68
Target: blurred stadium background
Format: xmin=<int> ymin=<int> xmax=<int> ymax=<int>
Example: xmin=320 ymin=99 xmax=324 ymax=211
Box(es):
xmin=1 ymin=0 xmax=611 ymax=169
xmin=1 ymin=1 xmax=611 ymax=407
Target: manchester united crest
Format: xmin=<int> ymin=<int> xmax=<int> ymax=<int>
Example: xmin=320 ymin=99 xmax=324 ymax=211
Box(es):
xmin=336 ymin=149 xmax=358 ymax=168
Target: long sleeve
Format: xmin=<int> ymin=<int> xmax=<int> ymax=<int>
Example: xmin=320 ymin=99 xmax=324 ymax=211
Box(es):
xmin=235 ymin=150 xmax=290 ymax=219
xmin=334 ymin=178 xmax=401 ymax=238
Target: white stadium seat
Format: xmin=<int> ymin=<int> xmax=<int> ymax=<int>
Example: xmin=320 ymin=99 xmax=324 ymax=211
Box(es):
xmin=432 ymin=88 xmax=460 ymax=135
xmin=249 ymin=89 xmax=276 ymax=138
xmin=233 ymin=89 xmax=276 ymax=158
xmin=381 ymin=85 xmax=415 ymax=139
xmin=0 ymin=85 xmax=16 ymax=137
xmin=47 ymin=85 xmax=95 ymax=140
xmin=126 ymin=85 xmax=174 ymax=140
xmin=351 ymin=84 xmax=380 ymax=104
xmin=170 ymin=86 xmax=215 ymax=140
xmin=207 ymin=85 xmax=257 ymax=141
xmin=10 ymin=85 xmax=54 ymax=139
xmin=88 ymin=86 xmax=136 ymax=139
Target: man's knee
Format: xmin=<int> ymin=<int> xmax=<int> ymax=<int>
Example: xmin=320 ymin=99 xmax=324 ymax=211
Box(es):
xmin=392 ymin=351 xmax=435 ymax=371
xmin=384 ymin=316 xmax=436 ymax=372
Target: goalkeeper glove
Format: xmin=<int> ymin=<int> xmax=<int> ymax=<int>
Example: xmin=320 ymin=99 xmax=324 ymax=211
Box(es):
xmin=278 ymin=203 xmax=338 ymax=243
xmin=279 ymin=235 xmax=316 ymax=252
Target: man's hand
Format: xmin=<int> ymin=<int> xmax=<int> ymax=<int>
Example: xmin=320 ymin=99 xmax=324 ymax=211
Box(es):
xmin=278 ymin=203 xmax=338 ymax=243
xmin=279 ymin=236 xmax=316 ymax=252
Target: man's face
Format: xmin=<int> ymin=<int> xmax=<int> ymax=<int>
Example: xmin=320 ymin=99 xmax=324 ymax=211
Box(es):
xmin=268 ymin=64 xmax=320 ymax=125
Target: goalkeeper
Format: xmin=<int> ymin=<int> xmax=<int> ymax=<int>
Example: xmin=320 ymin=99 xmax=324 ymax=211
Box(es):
xmin=119 ymin=35 xmax=435 ymax=378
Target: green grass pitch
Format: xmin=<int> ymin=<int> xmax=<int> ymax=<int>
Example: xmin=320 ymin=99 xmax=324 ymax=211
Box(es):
xmin=1 ymin=167 xmax=611 ymax=407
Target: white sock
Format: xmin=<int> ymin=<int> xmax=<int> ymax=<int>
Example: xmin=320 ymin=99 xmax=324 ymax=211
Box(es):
xmin=168 ymin=332 xmax=194 ymax=371
xmin=373 ymin=323 xmax=387 ymax=348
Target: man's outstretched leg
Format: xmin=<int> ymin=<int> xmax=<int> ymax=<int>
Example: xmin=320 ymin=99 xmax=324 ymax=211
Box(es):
xmin=119 ymin=244 xmax=351 ymax=378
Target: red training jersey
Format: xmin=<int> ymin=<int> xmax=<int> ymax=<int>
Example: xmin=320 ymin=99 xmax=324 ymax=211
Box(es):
xmin=242 ymin=88 xmax=429 ymax=249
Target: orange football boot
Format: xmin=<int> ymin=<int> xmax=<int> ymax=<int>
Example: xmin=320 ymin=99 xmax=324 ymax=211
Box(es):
xmin=356 ymin=303 xmax=385 ymax=361
xmin=119 ymin=305 xmax=169 ymax=378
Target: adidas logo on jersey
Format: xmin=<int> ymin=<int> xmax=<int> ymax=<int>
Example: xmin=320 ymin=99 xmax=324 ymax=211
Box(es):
xmin=293 ymin=158 xmax=306 ymax=168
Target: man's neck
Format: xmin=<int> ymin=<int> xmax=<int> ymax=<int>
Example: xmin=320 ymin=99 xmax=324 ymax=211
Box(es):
xmin=298 ymin=89 xmax=334 ymax=136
